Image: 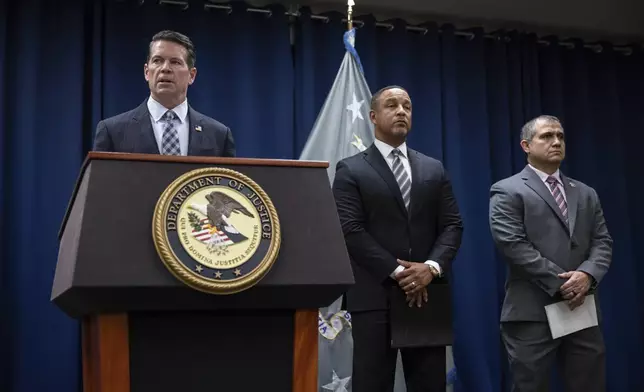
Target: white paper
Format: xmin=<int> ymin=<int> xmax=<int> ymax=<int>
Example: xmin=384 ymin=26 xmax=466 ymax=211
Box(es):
xmin=544 ymin=294 xmax=599 ymax=339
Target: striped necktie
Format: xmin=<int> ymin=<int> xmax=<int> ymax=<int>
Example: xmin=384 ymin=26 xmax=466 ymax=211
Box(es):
xmin=546 ymin=175 xmax=568 ymax=223
xmin=391 ymin=148 xmax=411 ymax=210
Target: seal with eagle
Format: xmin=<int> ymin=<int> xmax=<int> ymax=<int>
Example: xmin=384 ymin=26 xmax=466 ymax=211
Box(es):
xmin=205 ymin=191 xmax=254 ymax=230
xmin=189 ymin=191 xmax=255 ymax=250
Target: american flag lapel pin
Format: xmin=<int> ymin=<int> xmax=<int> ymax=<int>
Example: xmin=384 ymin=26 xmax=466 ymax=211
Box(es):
xmin=195 ymin=125 xmax=202 ymax=132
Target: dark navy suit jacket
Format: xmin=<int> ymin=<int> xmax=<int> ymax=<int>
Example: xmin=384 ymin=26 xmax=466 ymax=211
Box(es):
xmin=92 ymin=100 xmax=236 ymax=157
xmin=332 ymin=143 xmax=463 ymax=312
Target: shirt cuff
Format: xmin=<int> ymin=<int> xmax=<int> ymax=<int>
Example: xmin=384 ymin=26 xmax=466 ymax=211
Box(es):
xmin=581 ymin=271 xmax=598 ymax=290
xmin=424 ymin=260 xmax=442 ymax=277
xmin=390 ymin=265 xmax=405 ymax=279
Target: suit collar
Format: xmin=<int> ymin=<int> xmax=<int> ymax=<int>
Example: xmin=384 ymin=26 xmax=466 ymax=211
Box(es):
xmin=561 ymin=173 xmax=579 ymax=236
xmin=521 ymin=165 xmax=571 ymax=233
xmin=407 ymin=149 xmax=422 ymax=216
xmin=131 ymin=99 xmax=208 ymax=156
xmin=364 ymin=143 xmax=408 ymax=217
xmin=373 ymin=138 xmax=409 ymax=160
xmin=132 ymin=100 xmax=159 ymax=154
xmin=132 ymin=99 xmax=150 ymax=122
xmin=528 ymin=164 xmax=563 ymax=185
xmin=146 ymin=95 xmax=189 ymax=123
xmin=187 ymin=107 xmax=207 ymax=156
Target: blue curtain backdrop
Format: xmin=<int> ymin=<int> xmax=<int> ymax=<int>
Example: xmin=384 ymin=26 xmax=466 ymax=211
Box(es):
xmin=1 ymin=1 xmax=643 ymax=391
xmin=294 ymin=9 xmax=644 ymax=392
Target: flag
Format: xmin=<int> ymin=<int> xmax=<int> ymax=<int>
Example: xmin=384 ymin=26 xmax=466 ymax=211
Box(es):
xmin=298 ymin=27 xmax=374 ymax=392
xmin=299 ymin=28 xmax=373 ymax=185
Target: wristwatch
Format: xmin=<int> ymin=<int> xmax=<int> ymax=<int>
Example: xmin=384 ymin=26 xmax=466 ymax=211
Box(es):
xmin=429 ymin=265 xmax=440 ymax=277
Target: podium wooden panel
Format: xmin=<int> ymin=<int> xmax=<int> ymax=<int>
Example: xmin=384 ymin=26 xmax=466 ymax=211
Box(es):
xmin=81 ymin=310 xmax=318 ymax=392
xmin=52 ymin=152 xmax=353 ymax=392
xmin=82 ymin=314 xmax=130 ymax=392
xmin=293 ymin=310 xmax=319 ymax=392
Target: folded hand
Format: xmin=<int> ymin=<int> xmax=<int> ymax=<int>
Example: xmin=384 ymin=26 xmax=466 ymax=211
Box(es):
xmin=396 ymin=260 xmax=433 ymax=295
xmin=559 ymin=271 xmax=591 ymax=310
xmin=406 ymin=288 xmax=428 ymax=308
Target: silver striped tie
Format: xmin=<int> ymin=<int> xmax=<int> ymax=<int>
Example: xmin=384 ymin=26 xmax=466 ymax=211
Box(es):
xmin=391 ymin=149 xmax=411 ymax=210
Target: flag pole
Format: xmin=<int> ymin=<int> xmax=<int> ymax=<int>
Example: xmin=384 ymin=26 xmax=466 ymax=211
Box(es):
xmin=347 ymin=0 xmax=354 ymax=30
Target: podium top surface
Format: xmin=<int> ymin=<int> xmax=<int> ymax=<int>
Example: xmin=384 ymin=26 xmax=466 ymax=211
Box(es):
xmin=84 ymin=151 xmax=329 ymax=168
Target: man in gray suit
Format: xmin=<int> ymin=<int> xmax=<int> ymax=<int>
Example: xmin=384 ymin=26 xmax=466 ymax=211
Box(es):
xmin=93 ymin=30 xmax=235 ymax=157
xmin=489 ymin=115 xmax=612 ymax=392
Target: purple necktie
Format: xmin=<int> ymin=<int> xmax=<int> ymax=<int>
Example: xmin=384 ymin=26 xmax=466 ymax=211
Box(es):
xmin=546 ymin=176 xmax=568 ymax=223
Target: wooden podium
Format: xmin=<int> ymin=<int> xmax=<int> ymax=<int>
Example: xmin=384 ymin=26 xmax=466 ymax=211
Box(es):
xmin=51 ymin=152 xmax=354 ymax=392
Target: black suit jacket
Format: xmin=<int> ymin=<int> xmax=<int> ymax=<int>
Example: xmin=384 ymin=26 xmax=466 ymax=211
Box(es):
xmin=92 ymin=100 xmax=236 ymax=157
xmin=332 ymin=143 xmax=463 ymax=312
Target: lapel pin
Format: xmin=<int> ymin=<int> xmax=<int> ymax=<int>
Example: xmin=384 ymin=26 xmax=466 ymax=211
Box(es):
xmin=195 ymin=125 xmax=202 ymax=132
xmin=569 ymin=182 xmax=575 ymax=187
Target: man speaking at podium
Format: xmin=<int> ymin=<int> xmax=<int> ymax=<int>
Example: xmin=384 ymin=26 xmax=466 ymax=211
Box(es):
xmin=93 ymin=30 xmax=236 ymax=157
xmin=333 ymin=86 xmax=463 ymax=392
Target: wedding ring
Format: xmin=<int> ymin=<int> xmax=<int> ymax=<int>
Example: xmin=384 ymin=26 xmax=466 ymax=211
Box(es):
xmin=411 ymin=281 xmax=416 ymax=287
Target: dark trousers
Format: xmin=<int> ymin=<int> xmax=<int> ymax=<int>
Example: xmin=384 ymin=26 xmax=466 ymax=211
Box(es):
xmin=501 ymin=322 xmax=606 ymax=392
xmin=352 ymin=310 xmax=446 ymax=392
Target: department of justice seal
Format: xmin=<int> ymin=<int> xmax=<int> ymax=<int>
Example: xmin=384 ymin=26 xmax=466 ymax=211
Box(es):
xmin=152 ymin=168 xmax=281 ymax=295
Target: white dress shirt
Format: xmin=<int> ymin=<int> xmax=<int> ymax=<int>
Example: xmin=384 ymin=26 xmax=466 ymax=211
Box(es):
xmin=374 ymin=138 xmax=413 ymax=186
xmin=372 ymin=139 xmax=443 ymax=279
xmin=528 ymin=164 xmax=567 ymax=202
xmin=147 ymin=96 xmax=189 ymax=156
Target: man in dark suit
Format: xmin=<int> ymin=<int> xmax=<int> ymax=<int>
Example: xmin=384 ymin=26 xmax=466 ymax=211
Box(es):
xmin=489 ymin=115 xmax=612 ymax=392
xmin=93 ymin=30 xmax=235 ymax=157
xmin=332 ymin=85 xmax=463 ymax=392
